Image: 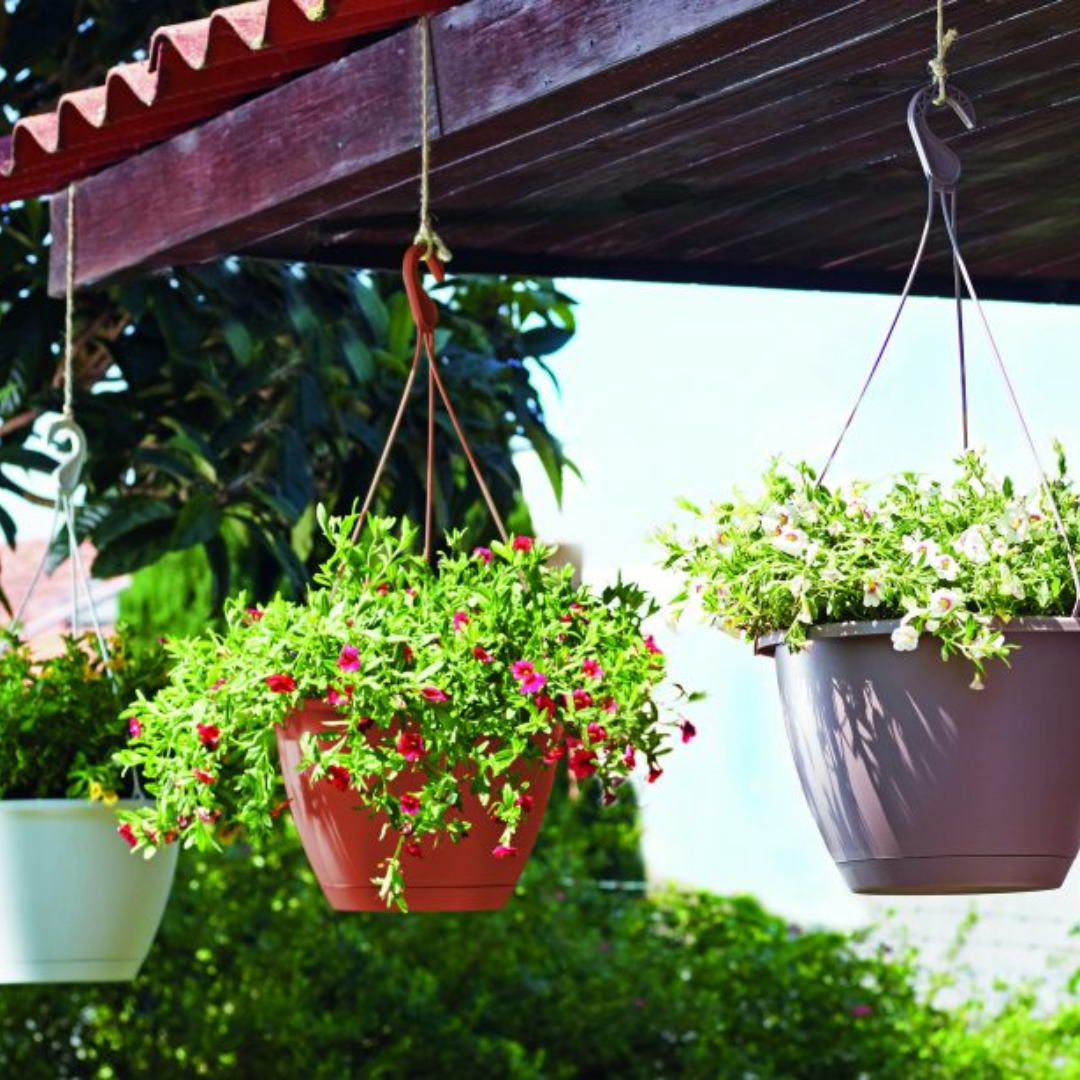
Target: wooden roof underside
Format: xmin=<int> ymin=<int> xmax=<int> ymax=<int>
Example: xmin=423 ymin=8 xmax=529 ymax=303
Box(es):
xmin=51 ymin=0 xmax=1080 ymax=304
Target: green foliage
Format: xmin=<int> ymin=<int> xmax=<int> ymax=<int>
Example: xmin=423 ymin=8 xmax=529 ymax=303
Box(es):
xmin=0 ymin=629 xmax=167 ymax=799
xmin=659 ymin=450 xmax=1080 ymax=679
xmin=0 ymin=2 xmax=577 ymax=609
xmin=119 ymin=515 xmax=683 ymax=908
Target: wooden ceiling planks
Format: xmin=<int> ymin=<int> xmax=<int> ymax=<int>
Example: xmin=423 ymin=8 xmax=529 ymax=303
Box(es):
xmin=49 ymin=0 xmax=1080 ymax=303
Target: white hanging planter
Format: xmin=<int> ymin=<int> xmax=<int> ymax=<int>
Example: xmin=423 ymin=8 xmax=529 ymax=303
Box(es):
xmin=0 ymin=799 xmax=178 ymax=983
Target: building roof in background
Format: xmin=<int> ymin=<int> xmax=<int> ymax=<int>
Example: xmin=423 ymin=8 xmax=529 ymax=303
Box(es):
xmin=0 ymin=0 xmax=456 ymax=204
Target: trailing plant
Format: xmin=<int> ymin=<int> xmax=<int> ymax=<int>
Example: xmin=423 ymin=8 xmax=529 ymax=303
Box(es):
xmin=118 ymin=514 xmax=690 ymax=908
xmin=659 ymin=449 xmax=1080 ymax=683
xmin=0 ymin=628 xmax=168 ymax=801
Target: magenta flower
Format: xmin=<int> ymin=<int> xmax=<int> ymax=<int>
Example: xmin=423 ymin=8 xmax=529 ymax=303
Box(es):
xmin=245 ymin=608 xmax=264 ymax=622
xmin=644 ymin=634 xmax=664 ymax=656
xmin=421 ymin=686 xmax=450 ymax=704
xmin=128 ymin=717 xmax=142 ymax=739
xmin=473 ymin=645 xmax=494 ymax=664
xmin=572 ymin=688 xmax=594 ymax=710
xmin=568 ymin=747 xmax=598 ymax=780
xmin=680 ymin=719 xmax=698 ymax=744
xmin=582 ymin=659 xmax=603 ymax=680
xmin=473 ymin=546 xmax=494 ymax=564
xmin=534 ymin=693 xmax=558 ymax=720
xmin=400 ymin=794 xmax=421 ymax=817
xmin=396 ymin=730 xmax=426 ymax=763
xmin=512 ymin=536 xmax=534 ymax=553
xmin=521 ymin=672 xmax=547 ymax=694
xmin=453 ymin=610 xmax=470 ymax=632
xmin=647 ymin=766 xmax=664 ymax=785
xmin=337 ymin=645 xmax=361 ymax=673
xmin=511 ymin=660 xmax=536 ymax=681
xmin=850 ymin=1005 xmax=874 ymax=1018
xmin=493 ymin=844 xmax=518 ymax=859
xmin=196 ymin=723 xmax=221 ymax=751
xmin=623 ymin=745 xmax=637 ymax=769
xmin=404 ymin=841 xmax=423 ymax=859
xmin=543 ymin=743 xmax=567 ymax=765
xmin=512 ymin=659 xmax=547 ymax=695
xmin=515 ymin=793 xmax=535 ymax=812
xmin=603 ymin=697 xmax=618 ymax=715
xmin=586 ymin=722 xmax=608 ymax=744
xmin=326 ymin=686 xmax=353 ymax=708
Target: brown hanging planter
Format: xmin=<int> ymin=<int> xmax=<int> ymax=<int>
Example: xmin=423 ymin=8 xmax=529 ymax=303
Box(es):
xmin=276 ymin=701 xmax=557 ymax=912
xmin=758 ymin=619 xmax=1080 ymax=894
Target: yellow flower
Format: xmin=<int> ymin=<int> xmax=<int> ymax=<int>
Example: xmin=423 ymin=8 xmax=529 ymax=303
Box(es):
xmin=89 ymin=781 xmax=104 ymax=802
xmin=102 ymin=790 xmax=119 ymax=807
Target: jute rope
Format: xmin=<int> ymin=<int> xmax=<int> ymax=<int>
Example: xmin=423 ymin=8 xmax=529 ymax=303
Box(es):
xmin=414 ymin=16 xmax=451 ymax=263
xmin=929 ymin=0 xmax=959 ymax=106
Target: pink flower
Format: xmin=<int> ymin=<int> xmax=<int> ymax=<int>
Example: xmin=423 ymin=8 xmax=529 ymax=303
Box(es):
xmin=582 ymin=659 xmax=603 ymax=680
xmin=400 ymin=794 xmax=421 ymax=817
xmin=473 ymin=645 xmax=494 ymax=664
xmin=511 ymin=660 xmax=536 ymax=681
xmin=210 ymin=678 xmax=227 ymax=694
xmin=404 ymin=841 xmax=423 ymax=859
xmin=586 ymin=723 xmax=608 ymax=744
xmin=245 ymin=608 xmax=264 ymax=623
xmin=265 ymin=674 xmax=296 ymax=694
xmin=647 ymin=766 xmax=664 ymax=784
xmin=421 ymin=686 xmax=450 ymax=704
xmin=515 ymin=793 xmax=535 ymax=812
xmin=512 ymin=536 xmax=534 ymax=553
xmin=191 ymin=768 xmax=215 ymax=785
xmin=850 ymin=1005 xmax=874 ymax=1018
xmin=521 ymin=672 xmax=547 ymax=694
xmin=473 ymin=546 xmax=494 ymax=564
xmin=197 ymin=723 xmax=221 ymax=751
xmin=543 ymin=743 xmax=567 ymax=765
xmin=396 ymin=730 xmax=426 ymax=763
xmin=512 ymin=660 xmax=547 ymax=694
xmin=493 ymin=844 xmax=518 ymax=859
xmin=644 ymin=634 xmax=664 ymax=656
xmin=117 ymin=823 xmax=138 ymax=849
xmin=337 ymin=645 xmax=361 ymax=673
xmin=569 ymin=747 xmax=598 ymax=780
xmin=453 ymin=610 xmax=470 ymax=632
xmin=603 ymin=698 xmax=618 ymax=715
xmin=326 ymin=686 xmax=354 ymax=708
xmin=326 ymin=765 xmax=351 ymax=791
xmin=680 ymin=720 xmax=698 ymax=744
xmin=572 ymin=688 xmax=594 ymax=710
xmin=623 ymin=745 xmax=637 ymax=769
xmin=128 ymin=717 xmax=142 ymax=739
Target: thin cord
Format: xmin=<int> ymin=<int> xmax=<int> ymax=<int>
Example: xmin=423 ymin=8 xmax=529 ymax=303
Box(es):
xmin=950 ymin=190 xmax=969 ymax=450
xmin=63 ymin=184 xmax=76 ymax=421
xmin=414 ymin=16 xmax=451 ymax=263
xmin=818 ymin=182 xmax=936 ymax=484
xmin=929 ymin=0 xmax=959 ymax=107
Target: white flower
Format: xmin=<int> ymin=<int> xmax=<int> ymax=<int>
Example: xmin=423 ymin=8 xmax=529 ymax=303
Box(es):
xmin=999 ymin=506 xmax=1028 ymax=543
xmin=845 ymin=497 xmax=871 ymax=520
xmin=772 ymin=527 xmax=808 ymax=556
xmin=716 ymin=531 xmax=734 ymax=556
xmin=891 ymin=623 xmax=920 ymax=651
xmin=902 ymin=535 xmax=940 ymax=566
xmin=827 ymin=520 xmax=845 ymax=537
xmin=719 ymin=615 xmax=742 ymax=639
xmin=803 ymin=542 xmax=821 ymax=565
xmin=932 ymin=552 xmax=960 ymax=581
xmin=1000 ymin=569 xmax=1026 ymax=601
xmin=928 ymin=588 xmax=963 ymax=617
xmin=863 ymin=575 xmax=885 ymax=608
xmin=792 ymin=497 xmax=819 ymax=524
xmin=991 ymin=537 xmax=1009 ymax=558
xmin=789 ymin=574 xmax=810 ymax=599
xmin=954 ymin=526 xmax=990 ymax=565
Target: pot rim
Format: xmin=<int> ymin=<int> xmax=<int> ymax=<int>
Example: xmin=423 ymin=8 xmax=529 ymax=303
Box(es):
xmin=755 ymin=615 xmax=1080 ymax=657
xmin=0 ymin=798 xmax=152 ymax=817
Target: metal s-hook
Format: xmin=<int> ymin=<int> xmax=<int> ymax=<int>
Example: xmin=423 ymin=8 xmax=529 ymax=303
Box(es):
xmin=47 ymin=416 xmax=87 ymax=496
xmin=402 ymin=242 xmax=446 ymax=338
xmin=907 ymin=85 xmax=976 ymax=193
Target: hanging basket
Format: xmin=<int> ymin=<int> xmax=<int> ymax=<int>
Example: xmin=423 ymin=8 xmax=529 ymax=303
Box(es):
xmin=758 ymin=619 xmax=1080 ymax=894
xmin=276 ymin=701 xmax=557 ymax=912
xmin=0 ymin=799 xmax=178 ymax=983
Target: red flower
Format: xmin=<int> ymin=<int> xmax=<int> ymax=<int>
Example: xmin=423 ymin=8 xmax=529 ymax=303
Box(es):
xmin=402 ymin=644 xmax=414 ymax=665
xmin=572 ymin=688 xmax=594 ymax=711
xmin=192 ymin=768 xmax=215 ymax=785
xmin=453 ymin=610 xmax=470 ymax=632
xmin=586 ymin=723 xmax=608 ymax=744
xmin=543 ymin=743 xmax=567 ymax=765
xmin=603 ymin=697 xmax=618 ymax=715
xmin=245 ymin=608 xmax=264 ymax=623
xmin=197 ymin=723 xmax=221 ymax=751
xmin=326 ymin=765 xmax=351 ymax=791
xmin=473 ymin=546 xmax=494 ymax=564
xmin=128 ymin=717 xmax=142 ymax=739
xmin=493 ymin=844 xmax=518 ymax=859
xmin=357 ymin=716 xmax=374 ymax=732
xmin=515 ymin=793 xmax=535 ymax=813
xmin=601 ymin=790 xmax=618 ymax=807
xmin=117 ymin=823 xmax=138 ymax=849
xmin=326 ymin=686 xmax=354 ymax=708
xmin=644 ymin=634 xmax=664 ymax=656
xmin=376 ymin=583 xmax=390 ymax=595
xmin=512 ymin=536 xmax=534 ymax=553
xmin=582 ymin=659 xmax=603 ymax=680
xmin=680 ymin=720 xmax=698 ymax=744
xmin=473 ymin=645 xmax=494 ymax=664
xmin=569 ymin=747 xmax=598 ymax=780
xmin=396 ymin=730 xmax=426 ymax=763
xmin=647 ymin=766 xmax=664 ymax=784
xmin=400 ymin=794 xmax=421 ymax=817
xmin=623 ymin=745 xmax=637 ymax=769
xmin=404 ymin=841 xmax=423 ymax=858
xmin=337 ymin=645 xmax=361 ymax=673
xmin=421 ymin=686 xmax=450 ymax=704
xmin=265 ymin=674 xmax=296 ymax=694
xmin=534 ymin=693 xmax=558 ymax=720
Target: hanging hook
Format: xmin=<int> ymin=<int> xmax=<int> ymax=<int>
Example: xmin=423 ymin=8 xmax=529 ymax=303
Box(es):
xmin=403 ymin=242 xmax=445 ymax=337
xmin=47 ymin=416 xmax=87 ymax=497
xmin=907 ymin=84 xmax=976 ymax=193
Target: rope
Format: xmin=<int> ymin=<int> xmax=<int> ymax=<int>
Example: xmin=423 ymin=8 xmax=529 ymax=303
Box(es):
xmin=414 ymin=16 xmax=451 ymax=264
xmin=63 ymin=184 xmax=76 ymax=420
xmin=929 ymin=0 xmax=959 ymax=107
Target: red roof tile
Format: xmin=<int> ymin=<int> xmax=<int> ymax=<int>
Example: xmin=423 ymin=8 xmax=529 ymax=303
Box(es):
xmin=0 ymin=0 xmax=456 ymax=205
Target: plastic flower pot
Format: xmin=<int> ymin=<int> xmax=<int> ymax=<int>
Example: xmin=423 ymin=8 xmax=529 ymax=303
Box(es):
xmin=0 ymin=799 xmax=178 ymax=983
xmin=276 ymin=701 xmax=557 ymax=912
xmin=758 ymin=618 xmax=1080 ymax=895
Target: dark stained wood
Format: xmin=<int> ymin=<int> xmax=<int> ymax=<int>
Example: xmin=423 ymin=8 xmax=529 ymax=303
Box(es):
xmin=51 ymin=0 xmax=1080 ymax=305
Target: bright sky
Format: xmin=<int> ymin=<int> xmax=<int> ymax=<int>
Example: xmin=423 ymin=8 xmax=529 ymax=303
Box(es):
xmin=519 ymin=277 xmax=1080 ymax=934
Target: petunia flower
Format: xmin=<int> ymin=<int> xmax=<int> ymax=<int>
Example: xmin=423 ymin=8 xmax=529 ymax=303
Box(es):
xmin=572 ymin=688 xmax=594 ymax=710
xmin=623 ymin=745 xmax=637 ymax=769
xmin=543 ymin=743 xmax=567 ymax=765
xmin=512 ymin=536 xmax=534 ymax=553
xmin=511 ymin=660 xmax=537 ymax=681
xmin=326 ymin=686 xmax=354 ymax=708
xmin=118 ymin=824 xmax=138 ymax=849
xmin=197 ymin=723 xmax=221 ymax=751
xmin=404 ymin=841 xmax=423 ymax=859
xmin=402 ymin=644 xmax=414 ymax=665
xmin=680 ymin=720 xmax=698 ymax=744
xmin=337 ymin=645 xmax=361 ymax=673
xmin=473 ymin=645 xmax=494 ymax=664
xmin=453 ymin=610 xmax=470 ymax=632
xmin=568 ymin=747 xmax=598 ymax=780
xmin=515 ymin=793 xmax=535 ymax=812
xmin=400 ymin=794 xmax=421 ymax=816
xmin=396 ymin=730 xmax=426 ymax=763
xmin=520 ymin=672 xmax=547 ymax=694
xmin=473 ymin=546 xmax=494 ymax=564
xmin=644 ymin=634 xmax=664 ymax=656
xmin=586 ymin=723 xmax=608 ymax=744
xmin=582 ymin=659 xmax=603 ymax=680
xmin=191 ymin=768 xmax=215 ymax=785
xmin=245 ymin=608 xmax=264 ymax=623
xmin=534 ymin=693 xmax=558 ymax=720
xmin=326 ymin=765 xmax=351 ymax=791
xmin=421 ymin=686 xmax=450 ymax=704
xmin=891 ymin=623 xmax=920 ymax=652
xmin=493 ymin=844 xmax=518 ymax=859
xmin=647 ymin=766 xmax=664 ymax=784
xmin=265 ymin=674 xmax=296 ymax=694
xmin=128 ymin=717 xmax=142 ymax=739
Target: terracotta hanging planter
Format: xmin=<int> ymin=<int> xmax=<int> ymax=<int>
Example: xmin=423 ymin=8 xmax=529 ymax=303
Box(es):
xmin=0 ymin=799 xmax=178 ymax=983
xmin=758 ymin=618 xmax=1080 ymax=894
xmin=276 ymin=701 xmax=558 ymax=912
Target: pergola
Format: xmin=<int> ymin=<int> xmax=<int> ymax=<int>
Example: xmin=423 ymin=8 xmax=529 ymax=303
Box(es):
xmin=3 ymin=0 xmax=1078 ymax=304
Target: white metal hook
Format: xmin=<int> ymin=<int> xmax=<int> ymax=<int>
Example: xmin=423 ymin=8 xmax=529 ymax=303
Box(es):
xmin=47 ymin=417 xmax=88 ymax=496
